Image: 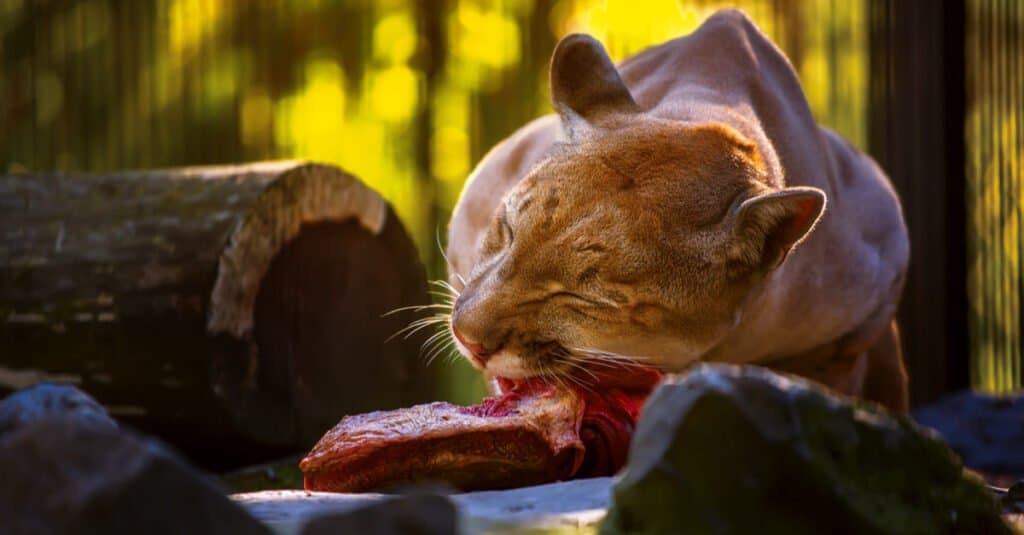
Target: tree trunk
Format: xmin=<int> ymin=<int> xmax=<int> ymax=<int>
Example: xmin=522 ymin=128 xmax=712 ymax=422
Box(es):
xmin=0 ymin=161 xmax=433 ymax=470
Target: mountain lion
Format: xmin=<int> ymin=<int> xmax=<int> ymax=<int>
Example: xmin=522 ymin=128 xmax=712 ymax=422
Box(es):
xmin=446 ymin=9 xmax=910 ymax=412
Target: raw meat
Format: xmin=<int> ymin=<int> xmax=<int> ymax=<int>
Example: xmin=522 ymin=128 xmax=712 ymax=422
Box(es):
xmin=300 ymin=365 xmax=662 ymax=492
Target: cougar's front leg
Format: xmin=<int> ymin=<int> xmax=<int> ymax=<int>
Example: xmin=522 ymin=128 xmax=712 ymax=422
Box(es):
xmin=860 ymin=320 xmax=910 ymax=413
xmin=765 ymin=343 xmax=868 ymax=404
xmin=762 ymin=319 xmax=909 ymax=414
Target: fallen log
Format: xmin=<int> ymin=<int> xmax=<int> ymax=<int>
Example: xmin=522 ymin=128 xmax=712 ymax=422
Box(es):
xmin=0 ymin=161 xmax=432 ymax=469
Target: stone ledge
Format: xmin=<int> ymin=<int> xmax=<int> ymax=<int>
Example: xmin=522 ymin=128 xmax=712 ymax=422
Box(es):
xmin=232 ymin=477 xmax=612 ymax=534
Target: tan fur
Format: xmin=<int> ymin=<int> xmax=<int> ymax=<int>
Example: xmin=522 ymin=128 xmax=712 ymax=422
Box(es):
xmin=446 ymin=10 xmax=910 ymax=411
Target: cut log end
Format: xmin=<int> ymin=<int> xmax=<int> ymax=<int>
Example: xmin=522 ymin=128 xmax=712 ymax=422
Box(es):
xmin=213 ymin=215 xmax=433 ymax=447
xmin=207 ymin=164 xmax=431 ymax=447
xmin=207 ymin=163 xmax=389 ymax=340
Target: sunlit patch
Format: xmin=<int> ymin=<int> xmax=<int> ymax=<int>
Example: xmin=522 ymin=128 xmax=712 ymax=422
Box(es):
xmin=369 ymin=66 xmax=421 ymax=124
xmin=373 ymin=12 xmax=418 ymax=64
xmin=169 ymin=0 xmax=225 ymax=57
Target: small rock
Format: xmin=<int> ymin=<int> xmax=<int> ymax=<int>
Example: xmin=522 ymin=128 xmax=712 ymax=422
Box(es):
xmin=1009 ymin=481 xmax=1024 ymax=502
xmin=602 ymin=364 xmax=1012 ymax=535
xmin=913 ymin=390 xmax=1024 ymax=477
xmin=1002 ymin=481 xmax=1024 ymax=514
xmin=0 ymin=417 xmax=269 ymax=534
xmin=0 ymin=383 xmax=116 ymax=438
xmin=301 ymin=494 xmax=456 ymax=535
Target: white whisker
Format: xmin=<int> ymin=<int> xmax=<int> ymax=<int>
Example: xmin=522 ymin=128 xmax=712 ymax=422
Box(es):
xmin=385 ymin=311 xmax=444 ymax=342
xmin=442 ymin=349 xmax=463 ymax=365
xmin=560 ymin=356 xmax=599 ymax=382
xmin=420 ymin=328 xmax=450 ymax=351
xmin=381 ymin=303 xmax=453 ymax=317
xmin=426 ymin=291 xmax=458 ymax=303
xmin=561 ymin=366 xmax=593 ymax=395
xmin=435 ymin=228 xmax=468 ymax=288
xmin=380 ymin=270 xmax=464 ymax=370
xmin=429 ymin=279 xmax=462 ymax=297
xmin=426 ymin=339 xmax=457 ymax=366
xmin=384 ymin=312 xmax=450 ymax=343
xmin=570 ymin=346 xmax=650 ymax=364
xmin=423 ymin=338 xmax=448 ymax=364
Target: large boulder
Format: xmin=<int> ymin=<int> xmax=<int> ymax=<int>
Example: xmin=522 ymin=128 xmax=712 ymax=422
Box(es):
xmin=602 ymin=364 xmax=1011 ymax=535
xmin=0 ymin=417 xmax=269 ymax=534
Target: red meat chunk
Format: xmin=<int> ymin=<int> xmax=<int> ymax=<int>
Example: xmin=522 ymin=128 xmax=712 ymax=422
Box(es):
xmin=300 ymin=364 xmax=662 ymax=492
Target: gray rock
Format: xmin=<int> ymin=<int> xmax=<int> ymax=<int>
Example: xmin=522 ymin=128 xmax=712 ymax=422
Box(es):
xmin=451 ymin=476 xmax=611 ymax=531
xmin=999 ymin=481 xmax=1024 ymax=515
xmin=234 ymin=477 xmax=614 ymax=534
xmin=301 ymin=494 xmax=456 ymax=535
xmin=0 ymin=417 xmax=269 ymax=535
xmin=0 ymin=383 xmax=116 ymax=438
xmin=602 ymin=364 xmax=1012 ymax=535
xmin=913 ymin=390 xmax=1024 ymax=477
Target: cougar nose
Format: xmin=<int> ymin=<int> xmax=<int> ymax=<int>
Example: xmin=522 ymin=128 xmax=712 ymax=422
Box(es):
xmin=452 ymin=325 xmax=495 ymax=364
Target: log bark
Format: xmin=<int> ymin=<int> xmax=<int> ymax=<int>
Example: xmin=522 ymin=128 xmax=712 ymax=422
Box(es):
xmin=0 ymin=161 xmax=432 ymax=470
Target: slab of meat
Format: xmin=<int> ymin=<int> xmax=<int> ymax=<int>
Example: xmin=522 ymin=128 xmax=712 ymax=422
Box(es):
xmin=300 ymin=365 xmax=662 ymax=492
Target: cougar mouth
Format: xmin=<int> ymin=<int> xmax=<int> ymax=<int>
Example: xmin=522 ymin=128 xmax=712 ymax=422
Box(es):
xmin=492 ymin=363 xmax=664 ymax=478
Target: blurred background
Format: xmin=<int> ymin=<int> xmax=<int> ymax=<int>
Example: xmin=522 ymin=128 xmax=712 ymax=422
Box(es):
xmin=1 ymin=0 xmax=1021 ymax=407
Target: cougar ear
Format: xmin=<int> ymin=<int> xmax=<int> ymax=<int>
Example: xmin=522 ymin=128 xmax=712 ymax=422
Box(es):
xmin=550 ymin=34 xmax=639 ymax=135
xmin=729 ymin=187 xmax=826 ymax=273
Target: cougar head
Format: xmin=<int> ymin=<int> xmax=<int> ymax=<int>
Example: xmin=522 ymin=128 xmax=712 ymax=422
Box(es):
xmin=451 ymin=34 xmax=824 ymax=379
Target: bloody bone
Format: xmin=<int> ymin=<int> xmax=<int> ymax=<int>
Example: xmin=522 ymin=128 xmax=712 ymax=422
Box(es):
xmin=300 ymin=365 xmax=662 ymax=492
